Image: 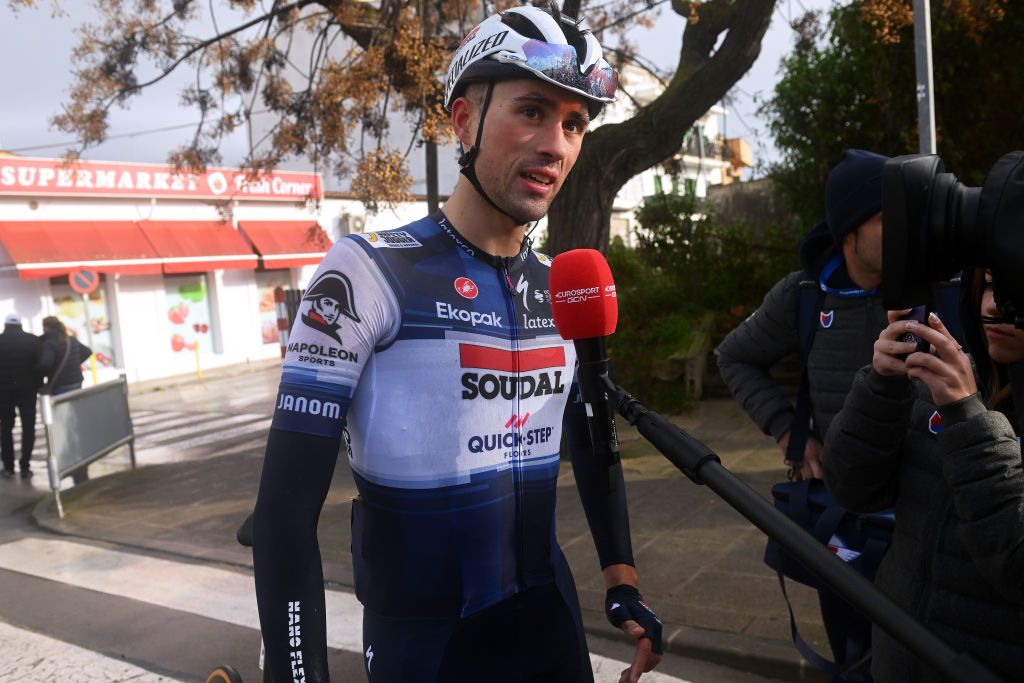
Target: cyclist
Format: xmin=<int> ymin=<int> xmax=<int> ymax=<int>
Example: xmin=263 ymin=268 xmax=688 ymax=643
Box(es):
xmin=253 ymin=5 xmax=662 ymax=682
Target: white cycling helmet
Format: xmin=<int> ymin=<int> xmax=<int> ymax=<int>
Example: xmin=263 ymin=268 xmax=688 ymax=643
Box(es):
xmin=444 ymin=5 xmax=618 ymax=118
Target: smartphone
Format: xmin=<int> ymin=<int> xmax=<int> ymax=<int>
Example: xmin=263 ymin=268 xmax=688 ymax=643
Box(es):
xmin=897 ymin=305 xmax=930 ymax=359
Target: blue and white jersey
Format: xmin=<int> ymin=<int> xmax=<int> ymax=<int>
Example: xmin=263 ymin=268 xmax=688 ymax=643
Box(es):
xmin=271 ymin=213 xmax=578 ymax=618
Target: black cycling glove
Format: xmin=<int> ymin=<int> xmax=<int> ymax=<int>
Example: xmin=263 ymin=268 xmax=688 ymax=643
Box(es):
xmin=605 ymin=584 xmax=663 ymax=654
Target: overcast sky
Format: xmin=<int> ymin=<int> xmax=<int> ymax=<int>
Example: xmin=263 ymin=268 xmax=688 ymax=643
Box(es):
xmin=0 ymin=0 xmax=835 ymax=190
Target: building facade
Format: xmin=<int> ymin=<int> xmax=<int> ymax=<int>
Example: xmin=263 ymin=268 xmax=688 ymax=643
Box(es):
xmin=0 ymin=155 xmax=336 ymax=384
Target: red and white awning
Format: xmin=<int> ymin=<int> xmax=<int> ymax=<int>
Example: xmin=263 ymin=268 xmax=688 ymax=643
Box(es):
xmin=238 ymin=221 xmax=332 ymax=269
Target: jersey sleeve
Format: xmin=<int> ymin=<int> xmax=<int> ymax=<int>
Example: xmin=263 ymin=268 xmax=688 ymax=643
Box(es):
xmin=271 ymin=237 xmax=401 ymax=438
xmin=253 ymin=238 xmax=399 ymax=683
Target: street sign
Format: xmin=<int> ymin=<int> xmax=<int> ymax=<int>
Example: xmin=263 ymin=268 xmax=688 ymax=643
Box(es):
xmin=68 ymin=268 xmax=100 ymax=295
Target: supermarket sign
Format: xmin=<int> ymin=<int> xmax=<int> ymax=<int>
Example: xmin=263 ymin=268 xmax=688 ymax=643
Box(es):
xmin=0 ymin=156 xmax=323 ymax=201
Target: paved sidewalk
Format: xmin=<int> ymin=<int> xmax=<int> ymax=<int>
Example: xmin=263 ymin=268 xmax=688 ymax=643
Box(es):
xmin=29 ymin=367 xmax=831 ymax=682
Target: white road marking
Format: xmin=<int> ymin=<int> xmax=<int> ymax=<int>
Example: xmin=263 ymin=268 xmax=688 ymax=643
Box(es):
xmin=0 ymin=538 xmax=693 ymax=682
xmin=0 ymin=619 xmax=182 ymax=682
xmin=0 ymin=537 xmax=362 ymax=651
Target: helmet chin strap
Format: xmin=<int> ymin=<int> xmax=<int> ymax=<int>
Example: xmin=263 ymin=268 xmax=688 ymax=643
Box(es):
xmin=458 ymin=80 xmax=530 ymax=227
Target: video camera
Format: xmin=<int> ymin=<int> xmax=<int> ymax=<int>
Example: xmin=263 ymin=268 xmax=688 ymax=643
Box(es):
xmin=882 ymin=151 xmax=1024 ymax=328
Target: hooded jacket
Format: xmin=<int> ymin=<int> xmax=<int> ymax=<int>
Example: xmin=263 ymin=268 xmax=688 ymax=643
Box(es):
xmin=714 ymin=223 xmax=889 ymax=444
xmin=823 ymin=268 xmax=1024 ymax=681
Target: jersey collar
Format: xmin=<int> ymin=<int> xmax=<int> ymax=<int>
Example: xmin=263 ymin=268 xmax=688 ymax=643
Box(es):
xmin=432 ymin=210 xmax=533 ymax=271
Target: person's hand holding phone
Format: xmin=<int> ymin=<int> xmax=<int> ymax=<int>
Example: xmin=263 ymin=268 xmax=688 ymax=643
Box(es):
xmin=873 ymin=309 xmax=926 ymax=377
xmin=904 ymin=313 xmax=977 ymax=406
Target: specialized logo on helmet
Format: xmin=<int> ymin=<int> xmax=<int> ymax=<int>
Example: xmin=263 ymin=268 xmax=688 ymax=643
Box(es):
xmin=928 ymin=410 xmax=944 ymax=435
xmin=445 ymin=28 xmax=510 ymax=104
xmin=819 ymin=310 xmax=834 ymax=329
xmin=455 ymin=277 xmax=479 ymax=300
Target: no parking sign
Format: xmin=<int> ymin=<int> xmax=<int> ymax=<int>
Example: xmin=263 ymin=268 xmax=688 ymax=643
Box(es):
xmin=68 ymin=268 xmax=100 ymax=295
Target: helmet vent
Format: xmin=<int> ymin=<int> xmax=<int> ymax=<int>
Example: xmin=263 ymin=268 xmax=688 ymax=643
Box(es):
xmin=499 ymin=12 xmax=548 ymax=41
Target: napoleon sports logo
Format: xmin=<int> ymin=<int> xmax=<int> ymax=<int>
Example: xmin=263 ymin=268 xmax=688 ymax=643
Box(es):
xmin=820 ymin=310 xmax=835 ymax=329
xmin=928 ymin=410 xmax=944 ymax=435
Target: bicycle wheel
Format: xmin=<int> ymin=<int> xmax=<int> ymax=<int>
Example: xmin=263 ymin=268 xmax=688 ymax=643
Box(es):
xmin=206 ymin=665 xmax=245 ymax=683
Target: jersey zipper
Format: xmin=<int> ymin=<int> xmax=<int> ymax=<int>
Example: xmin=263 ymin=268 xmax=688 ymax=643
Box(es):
xmin=499 ymin=258 xmax=526 ymax=592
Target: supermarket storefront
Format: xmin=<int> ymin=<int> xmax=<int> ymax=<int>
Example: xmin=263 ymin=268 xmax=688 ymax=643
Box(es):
xmin=0 ymin=155 xmax=332 ymax=383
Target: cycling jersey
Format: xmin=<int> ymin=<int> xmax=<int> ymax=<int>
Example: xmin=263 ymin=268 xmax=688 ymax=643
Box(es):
xmin=253 ymin=212 xmax=634 ymax=682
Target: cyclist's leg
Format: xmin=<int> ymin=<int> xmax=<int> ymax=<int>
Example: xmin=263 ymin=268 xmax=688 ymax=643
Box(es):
xmin=437 ymin=582 xmax=593 ymax=683
xmin=361 ymin=607 xmax=459 ymax=683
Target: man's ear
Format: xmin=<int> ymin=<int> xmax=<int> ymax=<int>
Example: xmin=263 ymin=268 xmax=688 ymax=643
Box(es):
xmin=450 ymin=97 xmax=477 ymax=149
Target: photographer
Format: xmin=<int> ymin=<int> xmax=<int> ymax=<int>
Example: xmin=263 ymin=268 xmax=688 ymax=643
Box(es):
xmin=822 ymin=267 xmax=1024 ymax=681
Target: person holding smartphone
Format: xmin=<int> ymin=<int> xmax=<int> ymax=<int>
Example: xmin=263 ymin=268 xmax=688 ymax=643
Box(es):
xmin=822 ymin=268 xmax=1024 ymax=681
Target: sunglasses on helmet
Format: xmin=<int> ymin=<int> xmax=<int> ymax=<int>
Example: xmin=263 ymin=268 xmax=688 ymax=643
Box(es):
xmin=498 ymin=39 xmax=617 ymax=103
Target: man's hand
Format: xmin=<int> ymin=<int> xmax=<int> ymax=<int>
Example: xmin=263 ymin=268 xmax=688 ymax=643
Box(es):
xmin=778 ymin=431 xmax=824 ymax=480
xmin=602 ymin=565 xmax=662 ymax=683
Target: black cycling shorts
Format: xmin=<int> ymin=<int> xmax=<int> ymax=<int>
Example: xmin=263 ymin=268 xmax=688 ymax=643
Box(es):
xmin=361 ymin=582 xmax=594 ymax=683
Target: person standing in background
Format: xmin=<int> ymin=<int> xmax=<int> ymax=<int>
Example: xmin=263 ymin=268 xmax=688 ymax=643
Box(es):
xmin=38 ymin=316 xmax=92 ymax=397
xmin=0 ymin=313 xmax=42 ymax=479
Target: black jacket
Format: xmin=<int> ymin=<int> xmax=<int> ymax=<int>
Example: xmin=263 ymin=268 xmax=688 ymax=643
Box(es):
xmin=824 ymin=368 xmax=1024 ymax=682
xmin=0 ymin=324 xmax=42 ymax=396
xmin=714 ymin=224 xmax=888 ymax=442
xmin=38 ymin=331 xmax=92 ymax=391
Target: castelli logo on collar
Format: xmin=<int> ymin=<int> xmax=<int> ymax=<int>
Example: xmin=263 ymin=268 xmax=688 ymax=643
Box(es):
xmin=455 ymin=277 xmax=479 ymax=300
xmin=928 ymin=410 xmax=944 ymax=435
xmin=819 ymin=310 xmax=834 ymax=329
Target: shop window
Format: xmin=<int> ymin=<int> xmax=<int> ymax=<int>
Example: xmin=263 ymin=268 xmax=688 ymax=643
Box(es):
xmin=164 ymin=273 xmax=213 ymax=355
xmin=255 ymin=270 xmax=291 ymax=344
xmin=50 ymin=276 xmax=117 ymax=368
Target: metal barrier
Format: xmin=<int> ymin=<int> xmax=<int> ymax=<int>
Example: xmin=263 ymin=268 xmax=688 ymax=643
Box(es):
xmin=39 ymin=374 xmax=136 ymax=518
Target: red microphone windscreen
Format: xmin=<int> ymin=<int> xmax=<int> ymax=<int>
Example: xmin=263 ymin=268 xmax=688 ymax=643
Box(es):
xmin=550 ymin=249 xmax=618 ymax=340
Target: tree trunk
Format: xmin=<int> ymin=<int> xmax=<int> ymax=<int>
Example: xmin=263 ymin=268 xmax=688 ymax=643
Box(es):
xmin=547 ymin=0 xmax=776 ymax=254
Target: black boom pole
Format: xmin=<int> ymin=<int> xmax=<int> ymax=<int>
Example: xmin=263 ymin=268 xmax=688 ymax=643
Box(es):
xmin=605 ymin=378 xmax=1004 ymax=683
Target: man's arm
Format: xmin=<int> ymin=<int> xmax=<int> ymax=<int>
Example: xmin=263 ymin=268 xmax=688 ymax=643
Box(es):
xmin=562 ymin=387 xmax=661 ymax=682
xmin=714 ymin=271 xmax=803 ymax=442
xmin=252 ymin=238 xmax=399 ymax=683
xmin=253 ymin=429 xmax=339 ymax=682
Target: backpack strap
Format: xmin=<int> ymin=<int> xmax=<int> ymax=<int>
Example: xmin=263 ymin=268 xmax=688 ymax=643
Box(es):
xmin=786 ymin=276 xmax=826 ymax=464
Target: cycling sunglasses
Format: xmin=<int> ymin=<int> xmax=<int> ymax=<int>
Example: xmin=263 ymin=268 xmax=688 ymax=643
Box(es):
xmin=501 ymin=39 xmax=618 ymax=103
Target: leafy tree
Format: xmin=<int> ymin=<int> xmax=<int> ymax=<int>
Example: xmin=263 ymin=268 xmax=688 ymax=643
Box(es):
xmin=607 ymin=191 xmax=799 ymax=410
xmin=761 ymin=0 xmax=1023 ymax=231
xmin=15 ymin=0 xmax=775 ymax=250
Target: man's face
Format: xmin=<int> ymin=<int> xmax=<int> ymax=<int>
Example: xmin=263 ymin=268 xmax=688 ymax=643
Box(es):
xmin=459 ymin=79 xmax=590 ymax=223
xmin=852 ymin=211 xmax=883 ymax=273
xmin=315 ymin=296 xmax=340 ymax=325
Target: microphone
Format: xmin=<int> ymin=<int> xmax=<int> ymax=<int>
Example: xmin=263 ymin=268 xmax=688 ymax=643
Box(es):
xmin=550 ymin=249 xmax=620 ymax=494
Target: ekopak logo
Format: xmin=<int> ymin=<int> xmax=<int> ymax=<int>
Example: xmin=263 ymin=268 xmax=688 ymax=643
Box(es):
xmin=455 ymin=277 xmax=479 ymax=300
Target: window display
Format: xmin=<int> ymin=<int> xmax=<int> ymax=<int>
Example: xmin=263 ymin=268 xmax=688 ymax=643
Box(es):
xmin=164 ymin=273 xmax=213 ymax=354
xmin=51 ymin=277 xmax=116 ymax=368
